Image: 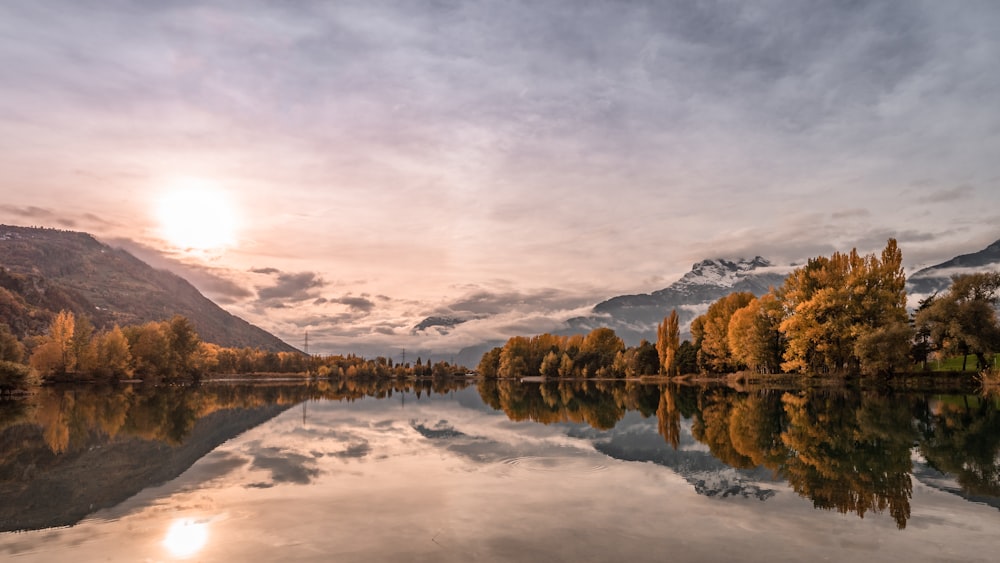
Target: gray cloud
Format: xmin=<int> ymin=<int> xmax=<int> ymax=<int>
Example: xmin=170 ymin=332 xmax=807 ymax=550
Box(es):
xmin=257 ymin=272 xmax=325 ymax=302
xmin=332 ymin=295 xmax=376 ymax=313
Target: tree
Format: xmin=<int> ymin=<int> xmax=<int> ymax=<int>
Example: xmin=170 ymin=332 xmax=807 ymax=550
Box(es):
xmin=694 ymin=292 xmax=755 ymax=373
xmin=577 ymin=328 xmax=625 ymax=377
xmin=0 ymin=323 xmax=24 ymax=363
xmin=916 ymin=272 xmax=1000 ymax=371
xmin=675 ymin=340 xmax=698 ymax=375
xmin=30 ymin=310 xmax=77 ymax=378
xmin=126 ymin=321 xmax=172 ymax=377
xmin=94 ymin=325 xmax=133 ymax=380
xmin=728 ymin=292 xmax=785 ymax=374
xmin=910 ymin=294 xmax=936 ymax=371
xmin=72 ymin=315 xmax=99 ymax=376
xmin=0 ymin=321 xmax=31 ymax=392
xmin=478 ymin=347 xmax=502 ymax=377
xmin=539 ymin=350 xmax=561 ymax=378
xmin=0 ymin=360 xmax=32 ymax=393
xmin=498 ymin=336 xmax=532 ymax=378
xmin=853 ymin=322 xmax=914 ymax=376
xmin=657 ymin=310 xmax=680 ymax=376
xmin=167 ymin=315 xmax=201 ymax=378
xmin=780 ymin=239 xmax=912 ymax=374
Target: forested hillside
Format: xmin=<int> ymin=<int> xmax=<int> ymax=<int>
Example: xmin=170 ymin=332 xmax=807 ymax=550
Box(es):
xmin=0 ymin=225 xmax=295 ymax=352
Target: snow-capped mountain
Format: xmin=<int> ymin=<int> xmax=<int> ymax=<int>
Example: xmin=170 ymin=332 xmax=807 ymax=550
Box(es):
xmin=671 ymin=256 xmax=775 ymax=291
xmin=565 ymin=257 xmax=788 ymax=345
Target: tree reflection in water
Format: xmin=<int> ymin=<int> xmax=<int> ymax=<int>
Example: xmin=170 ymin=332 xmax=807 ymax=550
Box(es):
xmin=478 ymin=378 xmax=1000 ymax=530
xmin=3 ymin=377 xmax=998 ymax=532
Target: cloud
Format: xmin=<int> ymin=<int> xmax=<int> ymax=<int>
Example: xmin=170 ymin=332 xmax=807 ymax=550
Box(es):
xmin=0 ymin=205 xmax=76 ymax=227
xmin=917 ymin=185 xmax=975 ymax=204
xmin=332 ymin=295 xmax=375 ymax=313
xmin=257 ymin=271 xmax=325 ymax=303
xmin=831 ymin=208 xmax=870 ymax=219
xmin=444 ymin=288 xmax=598 ymax=317
xmin=250 ymin=267 xmax=281 ymax=275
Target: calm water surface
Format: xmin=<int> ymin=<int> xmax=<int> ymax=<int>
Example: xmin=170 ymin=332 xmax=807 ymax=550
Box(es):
xmin=1 ymin=379 xmax=999 ymax=562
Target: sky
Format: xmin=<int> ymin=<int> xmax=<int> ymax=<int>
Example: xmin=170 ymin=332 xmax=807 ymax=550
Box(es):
xmin=2 ymin=0 xmax=1000 ymax=357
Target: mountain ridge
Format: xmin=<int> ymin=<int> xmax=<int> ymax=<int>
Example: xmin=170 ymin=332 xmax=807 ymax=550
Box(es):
xmin=0 ymin=225 xmax=297 ymax=353
xmin=908 ymin=238 xmax=1000 ymax=295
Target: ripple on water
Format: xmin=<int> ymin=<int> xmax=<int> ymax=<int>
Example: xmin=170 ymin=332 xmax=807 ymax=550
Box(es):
xmin=497 ymin=455 xmax=608 ymax=475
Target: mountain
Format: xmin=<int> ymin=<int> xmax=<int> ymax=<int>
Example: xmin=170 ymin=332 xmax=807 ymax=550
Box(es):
xmin=566 ymin=257 xmax=788 ymax=345
xmin=907 ymin=238 xmax=1000 ymax=296
xmin=0 ymin=225 xmax=297 ymax=352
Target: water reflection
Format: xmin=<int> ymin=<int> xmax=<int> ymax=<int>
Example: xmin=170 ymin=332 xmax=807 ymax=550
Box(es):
xmin=478 ymin=379 xmax=1000 ymax=529
xmin=163 ymin=517 xmax=210 ymax=559
xmin=2 ymin=379 xmax=999 ymax=533
xmin=0 ymin=378 xmax=472 ymax=532
xmin=1 ymin=379 xmax=999 ymax=561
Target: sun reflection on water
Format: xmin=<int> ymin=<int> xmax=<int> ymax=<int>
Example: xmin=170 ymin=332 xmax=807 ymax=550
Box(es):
xmin=163 ymin=517 xmax=209 ymax=558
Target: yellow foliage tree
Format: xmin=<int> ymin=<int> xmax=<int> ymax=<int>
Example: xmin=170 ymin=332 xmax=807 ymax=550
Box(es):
xmin=95 ymin=325 xmax=133 ymax=380
xmin=657 ymin=309 xmax=680 ymax=376
xmin=30 ymin=310 xmax=77 ymax=378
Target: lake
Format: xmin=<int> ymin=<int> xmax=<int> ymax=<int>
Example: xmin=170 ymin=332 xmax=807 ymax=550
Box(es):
xmin=1 ymin=379 xmax=999 ymax=562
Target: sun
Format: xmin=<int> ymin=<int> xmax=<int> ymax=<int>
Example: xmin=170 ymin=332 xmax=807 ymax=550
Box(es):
xmin=155 ymin=179 xmax=238 ymax=252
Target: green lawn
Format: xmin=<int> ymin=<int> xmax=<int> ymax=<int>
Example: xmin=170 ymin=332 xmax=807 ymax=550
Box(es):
xmin=929 ymin=352 xmax=1000 ymax=372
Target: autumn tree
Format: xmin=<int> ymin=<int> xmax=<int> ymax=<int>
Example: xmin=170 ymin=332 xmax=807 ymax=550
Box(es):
xmin=657 ymin=309 xmax=680 ymax=376
xmin=780 ymin=239 xmax=912 ymax=375
xmin=498 ymin=336 xmax=532 ymax=378
xmin=93 ymin=325 xmax=133 ymax=380
xmin=125 ymin=321 xmax=172 ymax=377
xmin=728 ymin=292 xmax=785 ymax=374
xmin=478 ymin=347 xmax=502 ymax=377
xmin=693 ymin=292 xmax=755 ymax=373
xmin=577 ymin=328 xmax=625 ymax=377
xmin=30 ymin=310 xmax=77 ymax=378
xmin=72 ymin=315 xmax=99 ymax=376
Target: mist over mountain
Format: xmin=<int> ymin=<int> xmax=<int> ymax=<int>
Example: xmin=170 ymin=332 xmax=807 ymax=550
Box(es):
xmin=0 ymin=225 xmax=297 ymax=352
xmin=907 ymin=238 xmax=1000 ymax=297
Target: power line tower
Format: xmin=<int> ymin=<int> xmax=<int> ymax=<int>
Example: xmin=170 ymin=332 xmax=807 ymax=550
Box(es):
xmin=304 ymin=331 xmax=310 ymax=377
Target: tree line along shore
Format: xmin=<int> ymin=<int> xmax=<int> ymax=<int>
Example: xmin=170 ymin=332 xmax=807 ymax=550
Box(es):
xmin=477 ymin=240 xmax=1000 ymax=383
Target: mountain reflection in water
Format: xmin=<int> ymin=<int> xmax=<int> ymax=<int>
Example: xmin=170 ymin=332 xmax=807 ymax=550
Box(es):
xmin=1 ymin=378 xmax=999 ymax=561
